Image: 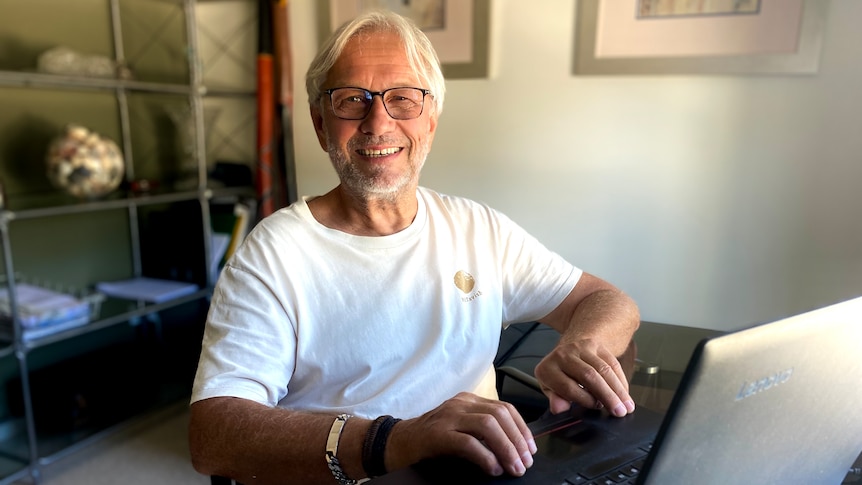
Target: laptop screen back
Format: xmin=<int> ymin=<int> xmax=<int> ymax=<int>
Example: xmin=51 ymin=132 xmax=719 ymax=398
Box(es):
xmin=640 ymin=296 xmax=862 ymax=484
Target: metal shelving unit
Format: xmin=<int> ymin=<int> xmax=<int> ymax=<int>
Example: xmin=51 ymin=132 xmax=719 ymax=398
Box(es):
xmin=0 ymin=0 xmax=258 ymax=482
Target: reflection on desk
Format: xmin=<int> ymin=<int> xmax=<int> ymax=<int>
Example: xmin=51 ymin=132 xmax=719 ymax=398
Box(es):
xmin=630 ymin=321 xmax=723 ymax=414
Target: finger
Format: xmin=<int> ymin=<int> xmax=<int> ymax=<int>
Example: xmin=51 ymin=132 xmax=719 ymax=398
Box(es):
xmin=458 ymin=411 xmax=531 ymax=477
xmin=536 ymin=356 xmax=603 ymax=409
xmin=543 ymin=377 xmax=602 ymax=411
xmin=537 ymin=350 xmax=630 ymax=415
xmin=448 ymin=429 xmax=508 ymax=477
xmin=600 ymin=346 xmax=631 ymax=393
xmin=455 ymin=394 xmax=535 ymax=449
xmin=496 ymin=400 xmax=538 ymax=458
xmin=579 ymin=351 xmax=635 ymax=417
xmin=481 ymin=400 xmax=537 ymax=473
xmin=544 ymin=389 xmax=572 ymax=415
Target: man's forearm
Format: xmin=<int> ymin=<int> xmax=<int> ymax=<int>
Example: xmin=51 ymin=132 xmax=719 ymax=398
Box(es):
xmin=189 ymin=397 xmax=373 ymax=485
xmin=559 ymin=288 xmax=640 ymax=356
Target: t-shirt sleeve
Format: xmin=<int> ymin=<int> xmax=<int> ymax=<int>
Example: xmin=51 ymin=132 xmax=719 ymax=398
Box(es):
xmin=190 ymin=262 xmax=296 ymax=406
xmin=493 ymin=209 xmax=582 ymax=325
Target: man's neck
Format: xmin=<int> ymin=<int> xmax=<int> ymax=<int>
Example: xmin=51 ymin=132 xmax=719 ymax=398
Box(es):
xmin=307 ymin=185 xmax=419 ymax=236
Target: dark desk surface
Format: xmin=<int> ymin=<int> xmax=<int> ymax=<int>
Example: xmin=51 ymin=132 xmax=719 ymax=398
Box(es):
xmin=629 ymin=321 xmax=723 ymax=414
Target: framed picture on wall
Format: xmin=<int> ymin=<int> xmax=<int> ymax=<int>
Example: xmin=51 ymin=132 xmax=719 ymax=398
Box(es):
xmin=318 ymin=0 xmax=491 ymax=79
xmin=573 ymin=0 xmax=829 ymax=75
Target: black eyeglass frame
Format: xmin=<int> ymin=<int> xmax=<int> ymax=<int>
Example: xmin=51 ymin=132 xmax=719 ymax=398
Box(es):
xmin=323 ymin=86 xmax=432 ymax=120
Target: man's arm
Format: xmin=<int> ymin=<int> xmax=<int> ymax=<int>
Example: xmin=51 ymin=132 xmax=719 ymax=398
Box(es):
xmin=535 ymin=272 xmax=640 ymax=416
xmin=189 ymin=394 xmax=538 ymax=484
xmin=189 ymin=397 xmax=354 ymax=484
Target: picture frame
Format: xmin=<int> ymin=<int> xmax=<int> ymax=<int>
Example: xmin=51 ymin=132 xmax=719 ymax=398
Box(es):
xmin=318 ymin=0 xmax=490 ymax=79
xmin=573 ymin=0 xmax=829 ymax=75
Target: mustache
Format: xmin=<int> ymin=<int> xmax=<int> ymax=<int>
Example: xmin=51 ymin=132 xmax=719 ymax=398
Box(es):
xmin=347 ymin=136 xmax=406 ymax=150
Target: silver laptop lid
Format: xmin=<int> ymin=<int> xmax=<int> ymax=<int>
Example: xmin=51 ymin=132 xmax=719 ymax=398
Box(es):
xmin=641 ymin=296 xmax=862 ymax=485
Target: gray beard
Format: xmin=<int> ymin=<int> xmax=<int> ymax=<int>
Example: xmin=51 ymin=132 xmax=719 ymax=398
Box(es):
xmin=327 ymin=136 xmax=429 ymax=203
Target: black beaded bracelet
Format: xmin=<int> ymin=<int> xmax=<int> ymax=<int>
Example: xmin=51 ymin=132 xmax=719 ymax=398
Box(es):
xmin=361 ymin=415 xmax=401 ymax=478
xmin=361 ymin=416 xmax=388 ymax=477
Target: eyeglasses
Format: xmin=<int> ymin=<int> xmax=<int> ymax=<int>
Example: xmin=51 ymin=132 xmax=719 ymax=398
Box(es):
xmin=323 ymin=87 xmax=431 ymax=120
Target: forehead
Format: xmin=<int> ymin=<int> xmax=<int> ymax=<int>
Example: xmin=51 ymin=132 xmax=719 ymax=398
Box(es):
xmin=326 ymin=31 xmax=421 ymax=87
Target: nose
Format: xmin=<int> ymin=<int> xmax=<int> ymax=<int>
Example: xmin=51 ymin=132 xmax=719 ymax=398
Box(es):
xmin=360 ymin=95 xmax=395 ymax=134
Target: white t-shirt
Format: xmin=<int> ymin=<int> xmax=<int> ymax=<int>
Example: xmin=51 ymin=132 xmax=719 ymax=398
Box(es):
xmin=191 ymin=187 xmax=581 ymax=419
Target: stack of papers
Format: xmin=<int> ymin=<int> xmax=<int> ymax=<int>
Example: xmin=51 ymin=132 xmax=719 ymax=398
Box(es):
xmin=0 ymin=284 xmax=92 ymax=341
xmin=96 ymin=277 xmax=199 ymax=303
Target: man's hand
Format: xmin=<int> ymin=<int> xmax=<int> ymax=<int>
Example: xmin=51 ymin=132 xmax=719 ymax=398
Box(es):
xmin=534 ymin=337 xmax=635 ymax=416
xmin=385 ymin=392 xmax=537 ymax=477
xmin=534 ymin=272 xmax=640 ymax=417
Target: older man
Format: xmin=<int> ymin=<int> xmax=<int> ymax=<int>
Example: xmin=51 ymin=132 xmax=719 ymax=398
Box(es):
xmin=189 ymin=10 xmax=639 ymax=485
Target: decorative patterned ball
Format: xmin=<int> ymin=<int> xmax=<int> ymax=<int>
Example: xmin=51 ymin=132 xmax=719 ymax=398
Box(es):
xmin=46 ymin=124 xmax=125 ymax=199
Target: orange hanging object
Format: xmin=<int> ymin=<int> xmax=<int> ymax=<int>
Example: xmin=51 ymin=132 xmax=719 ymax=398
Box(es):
xmin=256 ymin=0 xmax=276 ymax=218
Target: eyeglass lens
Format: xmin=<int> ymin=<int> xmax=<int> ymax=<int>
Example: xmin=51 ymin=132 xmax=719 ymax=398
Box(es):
xmin=328 ymin=87 xmax=426 ymax=120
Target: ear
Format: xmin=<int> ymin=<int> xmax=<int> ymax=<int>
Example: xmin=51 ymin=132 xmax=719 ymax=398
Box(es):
xmin=426 ymin=110 xmax=438 ymax=144
xmin=310 ymin=104 xmax=328 ymax=151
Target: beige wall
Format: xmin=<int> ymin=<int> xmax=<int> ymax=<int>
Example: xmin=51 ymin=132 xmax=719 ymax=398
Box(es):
xmin=287 ymin=0 xmax=862 ymax=331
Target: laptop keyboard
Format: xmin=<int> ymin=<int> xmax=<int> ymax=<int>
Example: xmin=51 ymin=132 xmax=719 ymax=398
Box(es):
xmin=564 ymin=444 xmax=651 ymax=485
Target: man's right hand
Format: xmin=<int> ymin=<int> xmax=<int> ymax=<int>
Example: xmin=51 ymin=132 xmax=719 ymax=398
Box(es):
xmin=384 ymin=392 xmax=538 ymax=477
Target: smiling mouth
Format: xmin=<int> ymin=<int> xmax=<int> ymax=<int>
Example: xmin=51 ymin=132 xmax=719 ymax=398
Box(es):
xmin=357 ymin=147 xmax=401 ymax=157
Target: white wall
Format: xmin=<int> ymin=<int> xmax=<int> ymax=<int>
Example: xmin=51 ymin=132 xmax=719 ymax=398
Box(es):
xmin=288 ymin=0 xmax=862 ymax=331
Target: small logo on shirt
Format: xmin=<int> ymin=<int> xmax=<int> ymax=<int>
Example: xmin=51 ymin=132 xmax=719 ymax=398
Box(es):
xmin=454 ymin=270 xmax=475 ymax=293
xmin=454 ymin=270 xmax=482 ymax=302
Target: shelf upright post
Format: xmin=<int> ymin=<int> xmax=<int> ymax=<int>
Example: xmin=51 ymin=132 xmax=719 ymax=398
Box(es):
xmin=0 ymin=216 xmax=41 ymax=484
xmin=184 ymin=0 xmax=216 ymax=289
xmin=109 ymin=0 xmax=143 ymax=279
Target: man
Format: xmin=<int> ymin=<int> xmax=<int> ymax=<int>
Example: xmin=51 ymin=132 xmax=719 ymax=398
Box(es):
xmin=189 ymin=10 xmax=639 ymax=485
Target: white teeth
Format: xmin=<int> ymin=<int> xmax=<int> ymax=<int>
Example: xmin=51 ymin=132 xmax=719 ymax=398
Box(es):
xmin=358 ymin=147 xmax=400 ymax=157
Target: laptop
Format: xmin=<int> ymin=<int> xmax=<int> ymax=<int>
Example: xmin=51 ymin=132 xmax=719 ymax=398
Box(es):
xmin=370 ymin=295 xmax=862 ymax=484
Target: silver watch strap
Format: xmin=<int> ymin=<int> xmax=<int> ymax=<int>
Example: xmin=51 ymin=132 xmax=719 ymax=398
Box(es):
xmin=325 ymin=414 xmax=356 ymax=485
